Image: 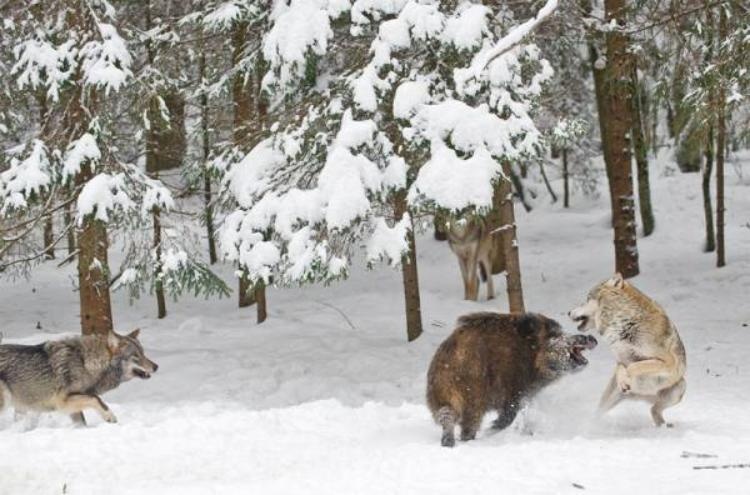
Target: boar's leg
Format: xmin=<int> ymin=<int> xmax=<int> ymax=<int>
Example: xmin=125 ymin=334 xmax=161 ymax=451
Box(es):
xmin=491 ymin=402 xmax=519 ymax=431
xmin=459 ymin=407 xmax=483 ymax=442
xmin=436 ymin=406 xmax=457 ymax=447
xmin=650 ymin=378 xmax=686 ymax=427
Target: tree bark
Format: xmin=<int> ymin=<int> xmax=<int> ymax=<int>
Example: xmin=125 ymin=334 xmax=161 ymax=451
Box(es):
xmin=562 ymin=148 xmax=570 ymax=208
xmin=233 ymin=20 xmax=257 ymax=309
xmin=153 ymin=207 xmax=166 ymax=319
xmin=715 ymin=3 xmax=727 ymax=268
xmin=539 ymin=160 xmax=557 ymax=204
xmin=630 ymin=66 xmax=655 ymax=236
xmin=77 ymin=215 xmax=113 ymax=335
xmin=64 ymin=202 xmax=76 ymax=256
xmin=702 ymin=126 xmax=716 ymax=252
xmin=603 ymin=0 xmax=639 ymax=278
xmin=39 ymin=93 xmax=55 ymax=260
xmin=145 ymin=0 xmax=166 ymax=319
xmin=43 ymin=214 xmax=54 ymax=259
xmin=499 ymin=162 xmax=525 ymax=313
xmin=395 ymin=194 xmax=422 ymax=342
xmin=590 ymin=43 xmax=617 ymax=223
xmin=199 ymin=49 xmax=217 ymax=265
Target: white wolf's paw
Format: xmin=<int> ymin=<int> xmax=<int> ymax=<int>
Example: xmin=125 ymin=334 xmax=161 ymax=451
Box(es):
xmin=103 ymin=412 xmax=118 ymax=424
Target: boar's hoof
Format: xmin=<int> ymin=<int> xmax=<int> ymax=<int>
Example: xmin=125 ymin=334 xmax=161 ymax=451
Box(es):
xmin=441 ymin=432 xmax=456 ymax=447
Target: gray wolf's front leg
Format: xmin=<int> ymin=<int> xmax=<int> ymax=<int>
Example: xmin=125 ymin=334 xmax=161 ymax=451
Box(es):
xmin=62 ymin=394 xmax=117 ymax=424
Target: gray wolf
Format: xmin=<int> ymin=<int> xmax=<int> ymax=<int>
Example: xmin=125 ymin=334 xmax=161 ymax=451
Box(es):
xmin=0 ymin=329 xmax=158 ymax=426
xmin=426 ymin=312 xmax=596 ymax=447
xmin=568 ymin=274 xmax=686 ymax=426
xmin=445 ymin=218 xmax=505 ymax=301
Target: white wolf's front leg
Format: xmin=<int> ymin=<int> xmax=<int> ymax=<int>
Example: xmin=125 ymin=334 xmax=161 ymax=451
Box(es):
xmin=616 ymin=363 xmax=631 ymax=393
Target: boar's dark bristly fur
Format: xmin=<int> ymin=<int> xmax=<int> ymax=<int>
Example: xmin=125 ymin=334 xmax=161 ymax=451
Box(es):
xmin=426 ymin=312 xmax=594 ymax=447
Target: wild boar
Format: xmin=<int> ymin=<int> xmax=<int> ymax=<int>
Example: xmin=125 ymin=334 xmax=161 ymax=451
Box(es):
xmin=426 ymin=312 xmax=596 ymax=447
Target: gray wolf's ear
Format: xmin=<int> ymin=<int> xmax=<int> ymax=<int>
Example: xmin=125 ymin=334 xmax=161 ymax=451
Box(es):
xmin=608 ymin=272 xmax=625 ymax=288
xmin=128 ymin=328 xmax=141 ymax=339
xmin=107 ymin=330 xmax=123 ymax=353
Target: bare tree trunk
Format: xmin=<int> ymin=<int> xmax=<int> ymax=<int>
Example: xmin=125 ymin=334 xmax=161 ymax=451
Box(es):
xmin=702 ymin=127 xmax=716 ymax=252
xmin=77 ymin=215 xmax=113 ymax=335
xmin=702 ymin=1 xmax=716 ymax=254
xmin=64 ymin=202 xmax=76 ymax=256
xmin=145 ymin=1 xmax=166 ymax=319
xmin=589 ymin=43 xmax=616 ymax=222
xmin=499 ymin=163 xmax=525 ymax=313
xmin=715 ymin=3 xmax=727 ymax=268
xmin=395 ymin=194 xmax=422 ymax=342
xmin=631 ymin=66 xmax=655 ymax=236
xmin=255 ymin=281 xmax=267 ymax=324
xmin=539 ymin=160 xmax=557 ymax=204
xmin=43 ymin=214 xmax=54 ymax=259
xmin=233 ymin=20 xmax=257 ymax=309
xmin=153 ymin=208 xmax=166 ymax=319
xmin=603 ymin=0 xmax=639 ymax=278
xmin=562 ymin=148 xmax=570 ymax=208
xmin=199 ymin=49 xmax=217 ymax=265
xmin=254 ymin=61 xmax=269 ymax=324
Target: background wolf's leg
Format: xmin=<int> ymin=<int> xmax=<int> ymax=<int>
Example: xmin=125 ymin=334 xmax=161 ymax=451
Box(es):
xmin=70 ymin=412 xmax=87 ymax=426
xmin=62 ymin=394 xmax=117 ymax=424
xmin=457 ymin=255 xmax=471 ymax=300
xmin=479 ymin=255 xmax=494 ymax=300
xmin=598 ymin=370 xmax=625 ymax=414
xmin=650 ymin=378 xmax=686 ymax=427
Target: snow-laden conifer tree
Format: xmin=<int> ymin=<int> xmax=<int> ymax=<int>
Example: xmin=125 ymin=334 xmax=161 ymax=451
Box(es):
xmin=219 ymin=0 xmax=555 ymax=340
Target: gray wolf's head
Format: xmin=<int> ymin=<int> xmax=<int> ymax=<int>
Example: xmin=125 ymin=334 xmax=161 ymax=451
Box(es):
xmin=568 ymin=273 xmax=626 ymax=333
xmin=108 ymin=329 xmax=159 ymax=380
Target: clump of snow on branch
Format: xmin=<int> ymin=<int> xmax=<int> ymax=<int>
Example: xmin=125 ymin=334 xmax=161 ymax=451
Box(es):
xmin=0 ymin=141 xmax=51 ymax=212
xmin=76 ymin=173 xmax=134 ymax=224
xmin=63 ymin=133 xmax=101 ymax=179
xmin=80 ymin=23 xmax=132 ymax=93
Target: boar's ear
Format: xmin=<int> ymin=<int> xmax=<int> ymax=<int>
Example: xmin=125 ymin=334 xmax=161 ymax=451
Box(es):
xmin=607 ymin=272 xmax=625 ymax=288
xmin=516 ymin=314 xmax=539 ymax=339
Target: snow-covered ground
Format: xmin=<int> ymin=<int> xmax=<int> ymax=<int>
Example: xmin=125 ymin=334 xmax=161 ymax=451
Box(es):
xmin=1 ymin=151 xmax=749 ymax=494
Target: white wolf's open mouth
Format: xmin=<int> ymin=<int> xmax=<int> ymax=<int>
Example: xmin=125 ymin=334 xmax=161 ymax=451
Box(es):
xmin=572 ymin=315 xmax=589 ymax=332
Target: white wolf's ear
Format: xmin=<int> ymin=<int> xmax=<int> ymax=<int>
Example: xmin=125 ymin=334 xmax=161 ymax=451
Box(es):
xmin=607 ymin=272 xmax=625 ymax=288
xmin=128 ymin=328 xmax=141 ymax=339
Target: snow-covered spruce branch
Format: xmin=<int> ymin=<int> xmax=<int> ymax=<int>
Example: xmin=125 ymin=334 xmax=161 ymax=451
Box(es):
xmin=455 ymin=0 xmax=559 ymax=94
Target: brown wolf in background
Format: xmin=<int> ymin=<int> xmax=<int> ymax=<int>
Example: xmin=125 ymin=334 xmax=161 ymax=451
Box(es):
xmin=569 ymin=274 xmax=687 ymax=426
xmin=0 ymin=329 xmax=158 ymax=426
xmin=426 ymin=312 xmax=596 ymax=446
xmin=445 ymin=218 xmax=505 ymax=301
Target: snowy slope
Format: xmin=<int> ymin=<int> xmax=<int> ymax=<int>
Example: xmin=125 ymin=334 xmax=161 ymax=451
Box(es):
xmin=1 ymin=151 xmax=749 ymax=494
